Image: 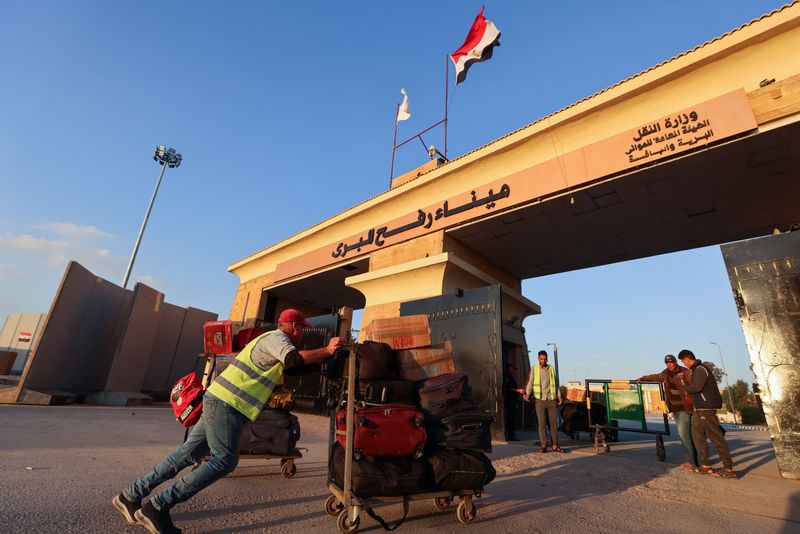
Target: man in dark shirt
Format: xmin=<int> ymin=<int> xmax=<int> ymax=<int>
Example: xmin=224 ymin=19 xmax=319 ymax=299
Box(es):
xmin=679 ymin=349 xmax=736 ymax=479
xmin=639 ymin=354 xmax=697 ymax=470
xmin=503 ymin=363 xmax=525 ymax=441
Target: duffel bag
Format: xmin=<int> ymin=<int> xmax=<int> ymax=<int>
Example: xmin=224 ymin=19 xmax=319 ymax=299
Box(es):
xmin=355 ymin=341 xmax=399 ymax=380
xmin=265 ymin=385 xmax=295 ymax=412
xmin=418 ymin=371 xmax=475 ymax=418
xmin=427 ymin=448 xmax=496 ymax=490
xmin=355 ymin=379 xmax=419 ymax=405
xmin=329 ymin=443 xmax=429 ymax=496
xmin=240 ymin=409 xmax=300 ymax=455
xmin=170 ymin=372 xmax=204 ymax=427
xmin=336 ymin=403 xmax=425 ymax=459
xmin=438 ymin=408 xmax=494 ymax=451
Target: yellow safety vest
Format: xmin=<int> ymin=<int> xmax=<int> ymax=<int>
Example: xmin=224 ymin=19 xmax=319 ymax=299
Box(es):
xmin=532 ymin=365 xmax=556 ymax=400
xmin=207 ymin=332 xmax=284 ymax=421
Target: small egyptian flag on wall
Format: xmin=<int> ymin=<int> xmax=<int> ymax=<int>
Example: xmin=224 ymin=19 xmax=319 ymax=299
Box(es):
xmin=450 ymin=6 xmax=501 ymax=84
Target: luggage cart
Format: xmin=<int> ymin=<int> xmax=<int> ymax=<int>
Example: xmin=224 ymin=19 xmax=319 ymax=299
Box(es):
xmin=187 ymin=352 xmax=305 ymax=478
xmin=585 ymin=379 xmax=670 ymax=461
xmin=324 ymin=342 xmax=485 ymax=533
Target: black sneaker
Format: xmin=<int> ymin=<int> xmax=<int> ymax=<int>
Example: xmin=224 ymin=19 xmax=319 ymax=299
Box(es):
xmin=134 ymin=501 xmax=182 ymax=534
xmin=112 ymin=493 xmax=141 ymax=524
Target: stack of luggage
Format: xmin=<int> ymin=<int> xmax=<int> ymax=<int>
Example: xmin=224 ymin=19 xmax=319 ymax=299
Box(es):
xmin=330 ymin=320 xmax=496 ymax=496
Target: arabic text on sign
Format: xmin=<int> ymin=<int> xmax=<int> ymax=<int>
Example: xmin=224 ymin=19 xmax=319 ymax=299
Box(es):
xmin=331 ymin=184 xmax=511 ymax=258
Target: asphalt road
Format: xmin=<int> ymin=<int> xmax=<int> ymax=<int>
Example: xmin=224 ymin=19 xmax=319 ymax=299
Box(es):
xmin=1 ymin=404 xmax=798 ymax=533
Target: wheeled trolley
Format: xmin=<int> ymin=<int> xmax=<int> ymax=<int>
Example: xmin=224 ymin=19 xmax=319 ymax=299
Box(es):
xmin=190 ymin=447 xmax=305 ymax=478
xmin=585 ymin=379 xmax=670 ymax=461
xmin=325 ymin=341 xmax=486 ymax=533
xmin=325 ymin=483 xmax=481 ymax=533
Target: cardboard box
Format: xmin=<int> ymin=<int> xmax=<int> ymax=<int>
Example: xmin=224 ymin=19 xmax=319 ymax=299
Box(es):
xmin=566 ymin=388 xmax=586 ymax=402
xmin=396 ymin=341 xmax=456 ymax=382
xmin=203 ymin=320 xmax=233 ymax=355
xmin=362 ymin=315 xmax=431 ymax=350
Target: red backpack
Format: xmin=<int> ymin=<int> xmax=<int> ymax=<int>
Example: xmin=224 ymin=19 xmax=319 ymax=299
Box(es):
xmin=170 ymin=372 xmax=205 ymax=427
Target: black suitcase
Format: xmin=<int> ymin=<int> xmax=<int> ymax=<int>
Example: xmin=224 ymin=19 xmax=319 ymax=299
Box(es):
xmin=329 ymin=443 xmax=429 ymax=496
xmin=418 ymin=371 xmax=475 ymax=418
xmin=426 ymin=408 xmax=494 ymax=451
xmin=356 ymin=379 xmax=419 ymax=405
xmin=427 ymin=449 xmax=496 ymax=490
xmin=240 ymin=409 xmax=300 ymax=455
xmin=355 ymin=341 xmax=399 ymax=380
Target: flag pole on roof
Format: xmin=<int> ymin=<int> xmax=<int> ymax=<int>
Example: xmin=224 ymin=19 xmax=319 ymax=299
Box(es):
xmin=390 ymin=88 xmax=412 ymax=184
xmin=388 ymin=6 xmax=501 ymax=186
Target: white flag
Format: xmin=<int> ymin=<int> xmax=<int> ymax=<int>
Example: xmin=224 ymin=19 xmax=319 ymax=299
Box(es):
xmin=396 ymin=88 xmax=411 ymax=122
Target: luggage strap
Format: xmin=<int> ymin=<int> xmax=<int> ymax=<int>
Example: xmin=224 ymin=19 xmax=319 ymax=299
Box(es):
xmin=362 ymin=496 xmax=409 ymax=531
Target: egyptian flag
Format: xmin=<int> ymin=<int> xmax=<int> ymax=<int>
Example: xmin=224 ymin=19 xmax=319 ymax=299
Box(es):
xmin=450 ymin=7 xmax=501 ymax=84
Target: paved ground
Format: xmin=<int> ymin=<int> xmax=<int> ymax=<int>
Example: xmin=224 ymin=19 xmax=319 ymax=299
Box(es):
xmin=1 ymin=403 xmax=798 ymax=533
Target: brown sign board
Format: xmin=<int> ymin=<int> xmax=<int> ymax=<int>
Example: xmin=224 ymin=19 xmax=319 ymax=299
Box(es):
xmin=274 ymin=89 xmax=757 ymax=283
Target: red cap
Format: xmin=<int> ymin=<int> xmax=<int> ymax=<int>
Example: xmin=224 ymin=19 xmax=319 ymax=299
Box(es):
xmin=278 ymin=308 xmax=311 ymax=327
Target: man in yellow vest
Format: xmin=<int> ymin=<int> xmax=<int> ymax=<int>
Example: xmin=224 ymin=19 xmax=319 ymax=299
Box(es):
xmin=113 ymin=309 xmax=341 ymax=534
xmin=524 ymin=350 xmax=565 ymax=453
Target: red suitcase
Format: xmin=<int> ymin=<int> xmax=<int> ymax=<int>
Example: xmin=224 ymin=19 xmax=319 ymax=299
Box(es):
xmin=336 ymin=404 xmax=426 ymax=460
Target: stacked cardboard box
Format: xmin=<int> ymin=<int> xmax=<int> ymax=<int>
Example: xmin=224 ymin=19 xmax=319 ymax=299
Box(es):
xmin=362 ymin=315 xmax=432 ymax=350
xmin=396 ymin=341 xmax=456 ymax=382
xmin=566 ymin=387 xmax=586 ymax=402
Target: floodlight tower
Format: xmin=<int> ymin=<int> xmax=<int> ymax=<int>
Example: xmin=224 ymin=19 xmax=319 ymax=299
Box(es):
xmin=121 ymin=146 xmax=183 ymax=289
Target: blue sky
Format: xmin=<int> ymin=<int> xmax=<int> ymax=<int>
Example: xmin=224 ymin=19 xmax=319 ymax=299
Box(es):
xmin=0 ymin=1 xmax=788 ymax=385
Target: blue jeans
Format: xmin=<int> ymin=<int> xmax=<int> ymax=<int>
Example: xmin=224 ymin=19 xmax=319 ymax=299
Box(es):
xmin=124 ymin=396 xmax=247 ymax=510
xmin=673 ymin=410 xmax=697 ymax=465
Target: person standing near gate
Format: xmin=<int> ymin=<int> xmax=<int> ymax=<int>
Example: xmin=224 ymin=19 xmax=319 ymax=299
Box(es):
xmin=678 ymin=349 xmax=736 ymax=479
xmin=112 ymin=309 xmax=342 ymax=533
xmin=503 ymin=363 xmax=525 ymax=441
xmin=637 ymin=354 xmax=697 ymax=470
xmin=524 ymin=350 xmax=564 ymax=452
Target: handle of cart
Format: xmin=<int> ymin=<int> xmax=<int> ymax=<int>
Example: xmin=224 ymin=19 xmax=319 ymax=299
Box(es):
xmin=584 ymin=379 xmax=671 ymax=461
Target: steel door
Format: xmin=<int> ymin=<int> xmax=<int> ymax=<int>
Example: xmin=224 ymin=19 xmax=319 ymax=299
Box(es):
xmin=400 ymin=285 xmax=509 ymax=441
xmin=721 ymin=231 xmax=800 ymax=480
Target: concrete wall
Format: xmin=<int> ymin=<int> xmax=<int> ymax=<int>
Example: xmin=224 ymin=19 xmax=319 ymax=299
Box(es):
xmin=1 ymin=261 xmax=217 ymax=405
xmin=22 ymin=261 xmax=130 ymax=394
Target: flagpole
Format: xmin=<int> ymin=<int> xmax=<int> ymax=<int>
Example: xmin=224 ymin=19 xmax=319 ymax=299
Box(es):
xmin=444 ymin=53 xmax=449 ymax=159
xmin=389 ymin=103 xmax=399 ymax=187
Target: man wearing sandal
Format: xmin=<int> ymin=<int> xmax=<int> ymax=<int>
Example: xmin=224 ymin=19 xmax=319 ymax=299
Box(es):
xmin=679 ymin=349 xmax=736 ymax=479
xmin=524 ymin=350 xmax=565 ymax=453
xmin=637 ymin=354 xmax=698 ymax=471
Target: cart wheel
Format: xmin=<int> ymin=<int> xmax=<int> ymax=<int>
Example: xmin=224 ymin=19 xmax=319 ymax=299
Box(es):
xmin=337 ymin=509 xmax=360 ymax=534
xmin=433 ymin=496 xmax=452 ymax=511
xmin=604 ymin=445 xmax=611 ymax=453
xmin=280 ymin=458 xmax=287 ymax=467
xmin=456 ymin=500 xmax=476 ymax=524
xmin=280 ymin=461 xmax=296 ymax=478
xmin=324 ymin=495 xmax=343 ymax=516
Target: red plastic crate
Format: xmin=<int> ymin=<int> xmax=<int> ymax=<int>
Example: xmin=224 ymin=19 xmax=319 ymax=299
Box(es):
xmin=203 ymin=320 xmax=233 ymax=355
xmin=234 ymin=327 xmax=267 ymax=351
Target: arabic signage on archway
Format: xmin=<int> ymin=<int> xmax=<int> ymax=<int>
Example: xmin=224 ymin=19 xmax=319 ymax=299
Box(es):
xmin=274 ymin=89 xmax=756 ymax=283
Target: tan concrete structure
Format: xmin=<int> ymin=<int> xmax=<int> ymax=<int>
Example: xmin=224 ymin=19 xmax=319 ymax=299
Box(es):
xmin=227 ymin=4 xmax=800 ymax=334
